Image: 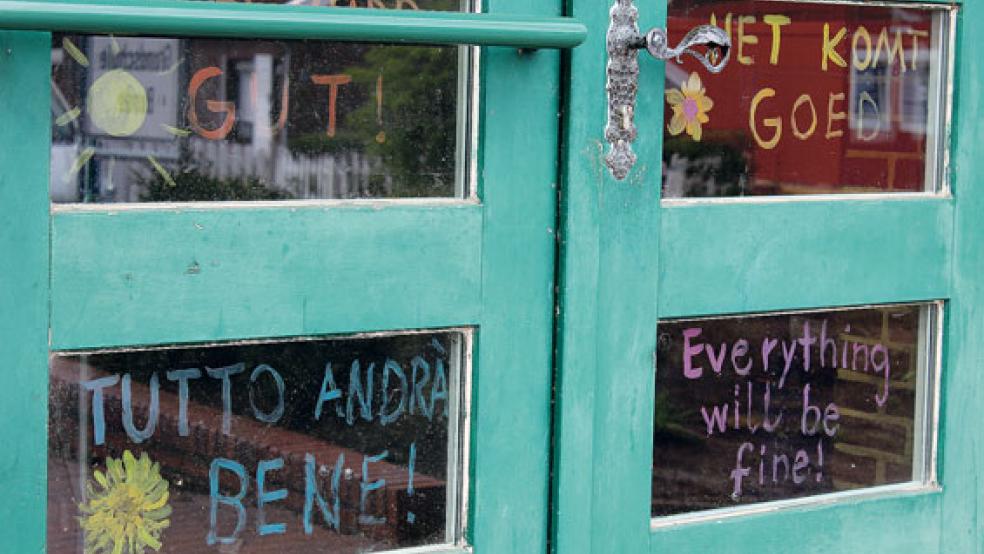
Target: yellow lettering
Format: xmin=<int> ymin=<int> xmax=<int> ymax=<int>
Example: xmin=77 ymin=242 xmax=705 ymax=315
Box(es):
xmin=738 ymin=16 xmax=758 ymax=65
xmin=873 ymin=27 xmax=906 ymax=72
xmin=750 ymin=88 xmax=781 ymax=149
xmin=791 ymin=94 xmax=817 ymax=140
xmin=908 ymin=29 xmax=929 ymax=70
xmin=822 ymin=23 xmax=847 ymax=71
xmin=852 ymin=26 xmax=872 ymax=70
xmin=710 ymin=13 xmax=733 ymax=40
xmin=856 ymin=91 xmax=881 ymax=141
xmin=826 ymin=92 xmax=846 ymax=139
xmin=763 ymin=15 xmax=791 ymax=65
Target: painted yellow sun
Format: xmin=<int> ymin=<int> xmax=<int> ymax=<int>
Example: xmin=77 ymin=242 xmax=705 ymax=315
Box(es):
xmin=666 ymin=72 xmax=714 ymax=141
xmin=86 ymin=69 xmax=149 ymax=137
xmin=78 ymin=450 xmax=171 ymax=554
xmin=56 ymin=37 xmax=181 ymax=186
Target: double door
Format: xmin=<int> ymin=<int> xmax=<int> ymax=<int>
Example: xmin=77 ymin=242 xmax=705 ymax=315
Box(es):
xmin=0 ymin=0 xmax=982 ymax=552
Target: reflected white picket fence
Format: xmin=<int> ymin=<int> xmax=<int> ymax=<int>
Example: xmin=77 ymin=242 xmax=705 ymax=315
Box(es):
xmin=190 ymin=138 xmax=393 ymax=199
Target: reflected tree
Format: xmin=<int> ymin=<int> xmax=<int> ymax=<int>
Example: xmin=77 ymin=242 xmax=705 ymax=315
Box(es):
xmin=346 ymin=44 xmax=458 ymax=197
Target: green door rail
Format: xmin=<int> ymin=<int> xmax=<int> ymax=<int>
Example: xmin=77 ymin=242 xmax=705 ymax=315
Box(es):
xmin=0 ymin=0 xmax=586 ymax=48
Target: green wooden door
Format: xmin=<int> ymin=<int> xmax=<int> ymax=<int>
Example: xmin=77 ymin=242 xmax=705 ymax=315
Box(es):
xmin=0 ymin=0 xmax=584 ymax=551
xmin=4 ymin=0 xmax=984 ymax=551
xmin=554 ymin=0 xmax=983 ymax=553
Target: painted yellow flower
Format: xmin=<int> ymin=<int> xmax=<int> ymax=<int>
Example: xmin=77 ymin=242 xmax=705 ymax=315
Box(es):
xmin=666 ymin=72 xmax=714 ymax=141
xmin=79 ymin=450 xmax=171 ymax=554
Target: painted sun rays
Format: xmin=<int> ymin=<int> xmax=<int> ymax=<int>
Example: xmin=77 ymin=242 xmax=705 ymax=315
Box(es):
xmin=54 ymin=37 xmax=186 ymax=190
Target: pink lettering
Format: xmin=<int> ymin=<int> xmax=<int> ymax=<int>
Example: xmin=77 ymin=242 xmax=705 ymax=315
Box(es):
xmin=700 ymin=403 xmax=730 ymax=436
xmin=682 ymin=327 xmax=705 ymax=379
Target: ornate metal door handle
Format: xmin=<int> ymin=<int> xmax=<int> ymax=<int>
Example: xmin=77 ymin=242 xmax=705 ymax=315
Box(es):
xmin=605 ymin=0 xmax=731 ymax=180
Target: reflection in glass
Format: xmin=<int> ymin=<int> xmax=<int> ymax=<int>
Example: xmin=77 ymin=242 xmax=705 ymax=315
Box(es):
xmin=48 ymin=332 xmax=468 ymax=553
xmin=50 ymin=28 xmax=468 ymax=202
xmin=662 ymin=1 xmax=949 ymax=198
xmin=653 ymin=305 xmax=937 ymax=518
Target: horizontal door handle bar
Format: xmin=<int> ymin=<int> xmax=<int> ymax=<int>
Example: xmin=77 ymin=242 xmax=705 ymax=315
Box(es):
xmin=0 ymin=0 xmax=587 ymax=48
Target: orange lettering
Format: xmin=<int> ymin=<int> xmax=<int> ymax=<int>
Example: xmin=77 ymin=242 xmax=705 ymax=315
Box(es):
xmin=311 ymin=74 xmax=353 ymax=138
xmin=275 ymin=75 xmax=290 ymax=132
xmin=187 ymin=66 xmax=236 ymax=141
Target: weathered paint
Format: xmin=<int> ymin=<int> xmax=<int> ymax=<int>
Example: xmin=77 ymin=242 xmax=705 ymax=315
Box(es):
xmin=555 ymin=0 xmax=982 ymax=553
xmin=939 ymin=1 xmax=984 ymax=550
xmin=651 ymin=490 xmax=943 ymax=552
xmin=469 ymin=0 xmax=561 ymax=549
xmin=659 ymin=198 xmax=953 ymax=318
xmin=6 ymin=1 xmax=561 ymax=552
xmin=552 ymin=0 xmax=662 ymax=553
xmin=52 ymin=205 xmax=484 ymax=349
xmin=646 ymin=2 xmax=980 ymax=554
xmin=0 ymin=30 xmax=51 ymax=553
xmin=4 ymin=0 xmax=984 ymax=552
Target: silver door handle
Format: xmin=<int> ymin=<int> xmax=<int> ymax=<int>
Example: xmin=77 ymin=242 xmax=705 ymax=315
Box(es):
xmin=605 ymin=0 xmax=731 ymax=180
xmin=642 ymin=25 xmax=730 ymax=73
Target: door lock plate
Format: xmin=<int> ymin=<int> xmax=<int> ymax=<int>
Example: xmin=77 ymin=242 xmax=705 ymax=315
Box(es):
xmin=605 ymin=0 xmax=731 ymax=180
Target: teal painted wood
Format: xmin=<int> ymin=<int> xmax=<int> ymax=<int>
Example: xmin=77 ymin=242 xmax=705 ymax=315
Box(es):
xmin=651 ymin=490 xmax=943 ymax=552
xmin=647 ymin=4 xmax=981 ymax=554
xmin=468 ymin=0 xmax=561 ymax=549
xmin=0 ymin=0 xmax=586 ymax=49
xmin=51 ymin=205 xmax=483 ymax=350
xmin=939 ymin=2 xmax=984 ymax=551
xmin=0 ymin=30 xmax=50 ymax=553
xmin=42 ymin=0 xmax=562 ymax=552
xmin=659 ymin=198 xmax=953 ymax=318
xmin=552 ymin=0 xmax=663 ymax=552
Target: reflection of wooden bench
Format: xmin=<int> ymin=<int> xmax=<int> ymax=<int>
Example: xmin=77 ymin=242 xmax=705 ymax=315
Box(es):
xmin=49 ymin=357 xmax=445 ymax=543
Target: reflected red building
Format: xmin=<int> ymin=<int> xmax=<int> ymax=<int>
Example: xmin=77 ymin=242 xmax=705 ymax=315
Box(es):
xmin=664 ymin=0 xmax=938 ymax=197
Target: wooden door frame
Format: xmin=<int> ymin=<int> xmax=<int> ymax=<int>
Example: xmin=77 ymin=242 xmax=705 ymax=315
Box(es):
xmin=552 ymin=0 xmax=984 ymax=552
xmin=0 ymin=0 xmax=572 ymax=550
